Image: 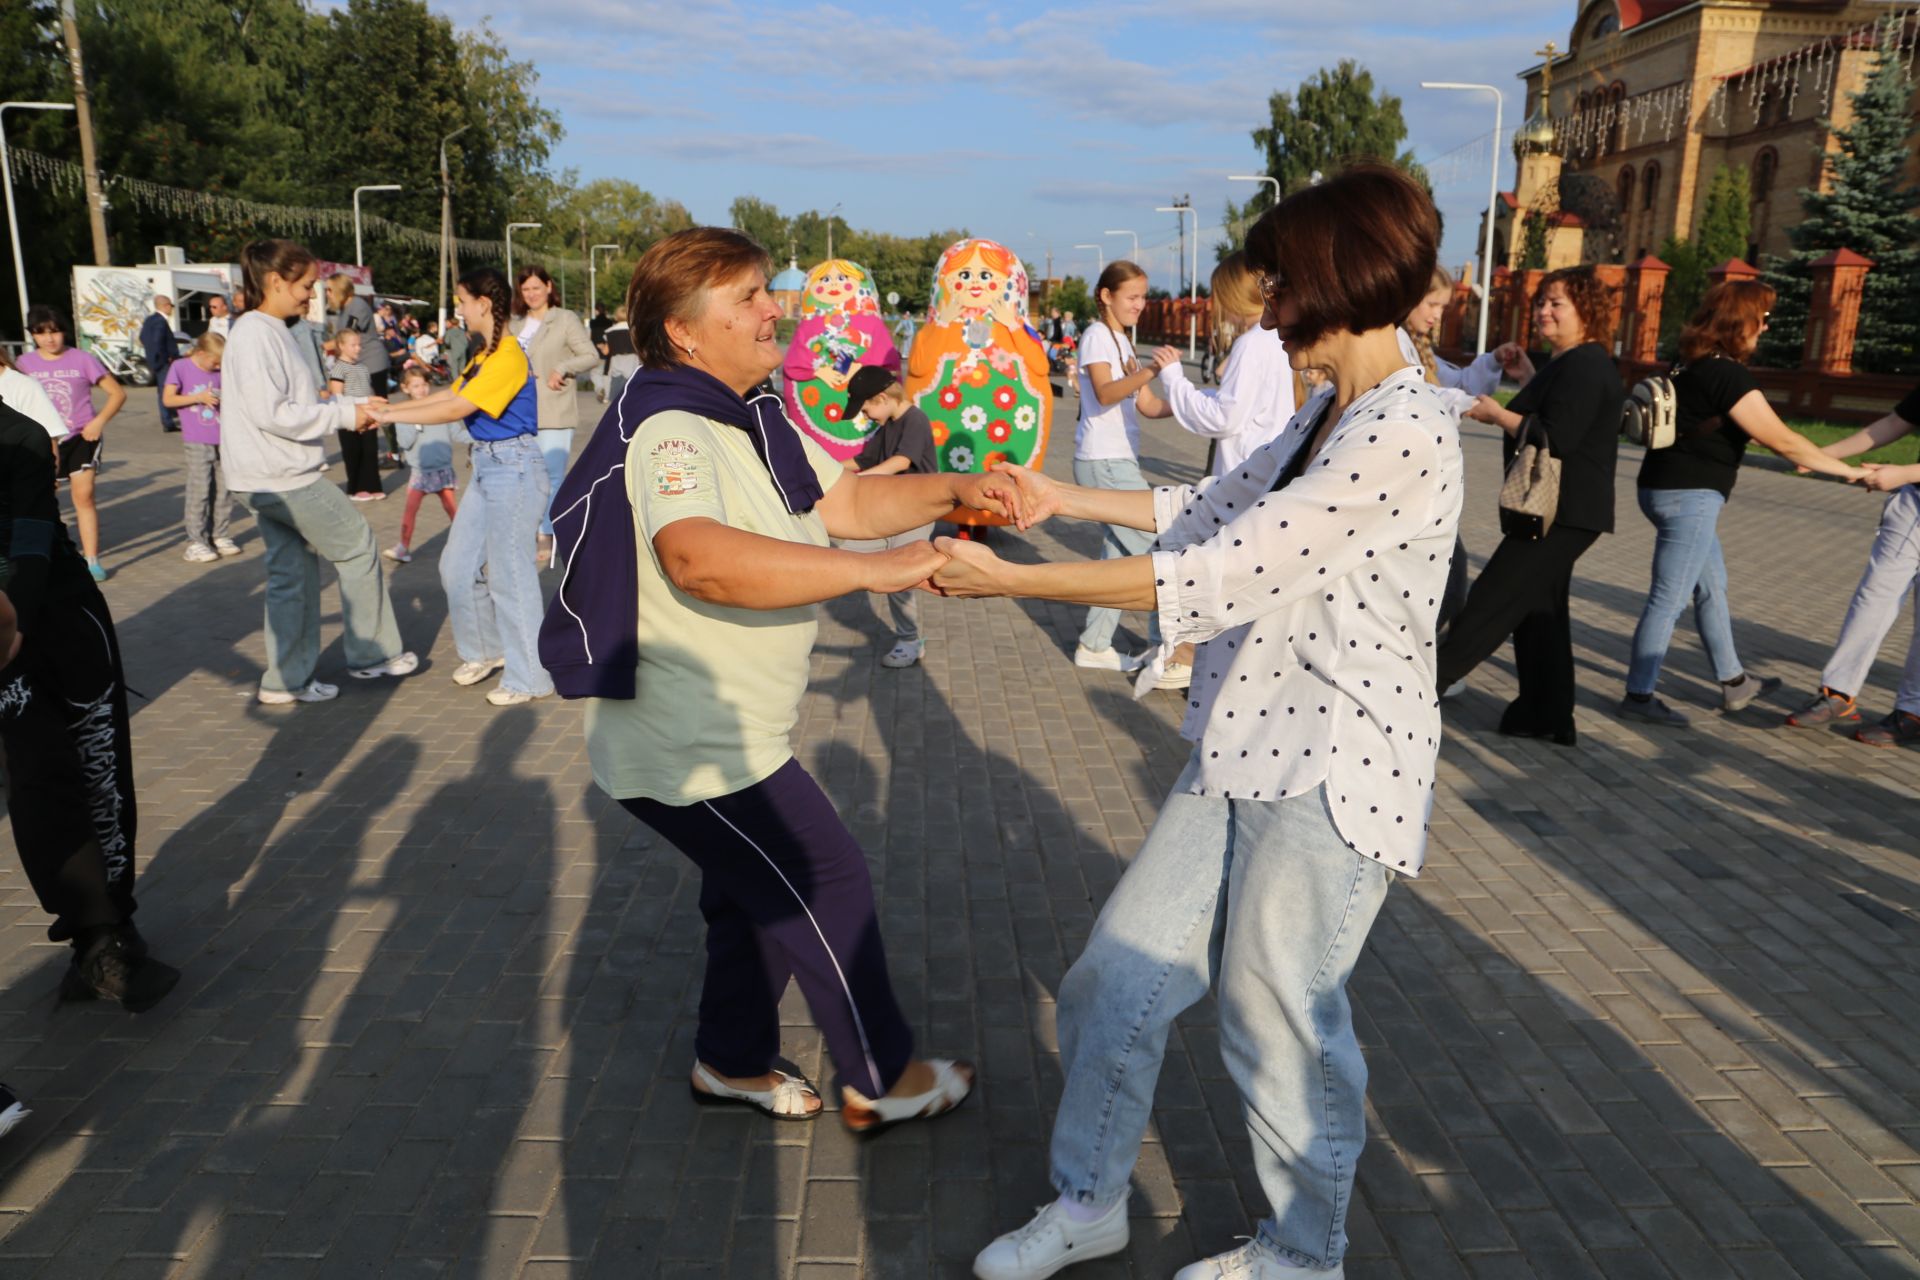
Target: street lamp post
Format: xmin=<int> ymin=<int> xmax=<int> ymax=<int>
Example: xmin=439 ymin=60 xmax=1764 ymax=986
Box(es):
xmin=1103 ymin=229 xmax=1139 ymax=263
xmin=505 ymin=222 xmax=540 ymax=284
xmin=1155 ymin=204 xmax=1200 ymax=357
xmin=438 ymin=124 xmax=470 ymax=335
xmin=1074 ymin=243 xmax=1104 ymax=272
xmin=1421 ymin=82 xmax=1503 ymax=355
xmin=590 ymin=243 xmax=620 ymax=315
xmin=1 ymin=101 xmax=76 ymax=343
xmin=353 ymin=183 xmax=402 ymax=267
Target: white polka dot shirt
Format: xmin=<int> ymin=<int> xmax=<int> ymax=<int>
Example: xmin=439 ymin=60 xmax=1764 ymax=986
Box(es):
xmin=1146 ymin=368 xmax=1465 ymax=875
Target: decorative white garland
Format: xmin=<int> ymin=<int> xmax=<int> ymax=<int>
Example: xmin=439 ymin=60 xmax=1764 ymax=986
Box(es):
xmin=11 ymin=147 xmax=584 ymax=273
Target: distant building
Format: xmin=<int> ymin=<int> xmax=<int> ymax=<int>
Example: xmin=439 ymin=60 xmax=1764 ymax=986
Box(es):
xmin=1484 ymin=1 xmax=1920 ymax=270
xmin=770 ymin=258 xmax=808 ymax=318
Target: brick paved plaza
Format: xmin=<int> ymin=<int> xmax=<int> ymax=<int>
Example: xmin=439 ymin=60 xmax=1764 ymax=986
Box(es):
xmin=1 ymin=381 xmax=1916 ymax=1278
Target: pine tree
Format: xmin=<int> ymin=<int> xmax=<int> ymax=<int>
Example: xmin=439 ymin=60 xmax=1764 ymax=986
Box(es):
xmin=1759 ymin=30 xmax=1920 ymax=372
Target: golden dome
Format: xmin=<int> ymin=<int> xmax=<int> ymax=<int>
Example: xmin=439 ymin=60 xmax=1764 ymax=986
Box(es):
xmin=1514 ymin=107 xmax=1558 ymax=156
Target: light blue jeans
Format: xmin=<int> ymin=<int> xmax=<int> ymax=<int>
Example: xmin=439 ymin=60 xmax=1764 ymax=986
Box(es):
xmin=1073 ymin=456 xmax=1161 ymax=653
xmin=1822 ymin=484 xmax=1920 ymax=712
xmin=1050 ymin=760 xmax=1391 ymax=1270
xmin=1626 ymin=486 xmax=1744 ymax=696
xmin=237 ymin=478 xmax=404 ymax=693
xmin=441 ymin=435 xmax=554 ymax=696
xmin=537 ymin=427 xmax=574 ymax=536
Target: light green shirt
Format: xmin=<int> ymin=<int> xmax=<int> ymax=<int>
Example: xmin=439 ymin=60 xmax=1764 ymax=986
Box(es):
xmin=585 ymin=409 xmax=845 ymax=804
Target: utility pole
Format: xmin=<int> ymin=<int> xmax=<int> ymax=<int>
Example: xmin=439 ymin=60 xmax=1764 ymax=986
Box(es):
xmin=58 ymin=0 xmax=109 ymax=264
xmin=438 ymin=124 xmax=469 ymax=336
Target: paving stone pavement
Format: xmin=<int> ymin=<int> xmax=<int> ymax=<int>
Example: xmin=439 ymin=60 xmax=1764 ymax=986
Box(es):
xmin=0 ymin=374 xmax=1915 ymax=1279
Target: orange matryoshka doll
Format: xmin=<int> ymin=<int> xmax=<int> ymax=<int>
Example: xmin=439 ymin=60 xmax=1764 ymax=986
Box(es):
xmin=780 ymin=259 xmax=900 ymax=460
xmin=903 ymin=238 xmax=1051 ymax=528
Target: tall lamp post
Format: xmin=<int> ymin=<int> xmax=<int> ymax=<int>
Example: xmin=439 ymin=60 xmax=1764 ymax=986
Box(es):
xmin=1227 ymin=174 xmax=1280 ymax=249
xmin=1103 ymin=229 xmax=1139 ymax=263
xmin=1 ymin=101 xmax=75 ymax=343
xmin=438 ymin=124 xmax=470 ymax=335
xmin=352 ymin=183 xmax=402 ymax=267
xmin=590 ymin=243 xmax=620 ymax=315
xmin=505 ymin=222 xmax=540 ymax=284
xmin=1155 ymin=204 xmax=1200 ymax=357
xmin=1074 ymin=243 xmax=1104 ymax=272
xmin=1420 ymin=81 xmax=1503 ymax=355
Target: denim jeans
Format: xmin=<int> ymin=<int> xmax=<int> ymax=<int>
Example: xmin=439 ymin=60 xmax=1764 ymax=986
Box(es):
xmin=441 ymin=434 xmax=554 ymax=696
xmin=1073 ymin=456 xmax=1161 ymax=653
xmin=1822 ymin=485 xmax=1920 ymax=712
xmin=236 ymin=478 xmax=404 ymax=692
xmin=536 ymin=427 xmax=574 ymax=536
xmin=1049 ymin=759 xmax=1390 ymax=1270
xmin=1626 ymin=486 xmax=1743 ymax=696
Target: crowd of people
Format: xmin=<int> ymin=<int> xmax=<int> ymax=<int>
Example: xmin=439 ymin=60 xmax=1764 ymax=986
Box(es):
xmin=1 ymin=156 xmax=1917 ymax=1275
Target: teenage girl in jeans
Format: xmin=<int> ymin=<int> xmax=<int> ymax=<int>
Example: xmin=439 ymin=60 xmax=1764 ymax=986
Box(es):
xmin=1619 ymin=280 xmax=1866 ymax=726
xmin=1071 ymin=261 xmax=1176 ymax=674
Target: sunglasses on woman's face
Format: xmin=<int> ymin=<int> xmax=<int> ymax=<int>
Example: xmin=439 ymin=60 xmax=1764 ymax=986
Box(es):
xmin=1257 ymin=272 xmax=1289 ymax=300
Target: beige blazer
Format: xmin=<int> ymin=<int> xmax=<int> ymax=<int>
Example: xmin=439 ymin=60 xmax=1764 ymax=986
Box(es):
xmin=509 ymin=307 xmax=599 ymax=431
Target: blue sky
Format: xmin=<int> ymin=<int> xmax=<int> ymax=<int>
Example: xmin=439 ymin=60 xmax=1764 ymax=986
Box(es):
xmin=438 ymin=0 xmax=1571 ymax=282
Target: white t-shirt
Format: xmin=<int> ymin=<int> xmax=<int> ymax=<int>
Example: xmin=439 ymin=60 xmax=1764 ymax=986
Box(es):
xmin=1074 ymin=321 xmax=1140 ymax=461
xmin=0 ymin=366 xmax=66 ymax=438
xmin=516 ymin=317 xmax=544 ymax=351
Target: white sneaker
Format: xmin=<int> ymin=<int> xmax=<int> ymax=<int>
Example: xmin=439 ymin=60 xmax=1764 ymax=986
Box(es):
xmin=1156 ymin=661 xmax=1193 ymax=691
xmin=382 ymin=543 xmax=412 ymax=563
xmin=258 ymin=680 xmax=339 ymax=705
xmin=974 ymin=1198 xmax=1129 ymax=1280
xmin=182 ymin=543 xmax=219 ymax=564
xmin=485 ymin=687 xmax=547 ymax=707
xmin=1073 ymin=644 xmax=1146 ymax=673
xmin=882 ymin=639 xmax=924 ymax=669
xmin=1172 ymin=1237 xmax=1342 ymax=1279
xmin=452 ymin=657 xmax=506 ymax=687
xmin=212 ymin=537 xmax=242 ymax=557
xmin=348 ymin=651 xmax=420 ymax=680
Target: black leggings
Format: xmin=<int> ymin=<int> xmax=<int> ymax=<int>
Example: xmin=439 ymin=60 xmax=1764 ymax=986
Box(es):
xmin=338 ymin=427 xmax=384 ymax=496
xmin=0 ymin=593 xmax=139 ymax=940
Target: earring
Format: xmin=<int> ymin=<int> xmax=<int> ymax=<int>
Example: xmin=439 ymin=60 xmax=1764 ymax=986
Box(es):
xmin=681 ymin=344 xmax=696 ymax=357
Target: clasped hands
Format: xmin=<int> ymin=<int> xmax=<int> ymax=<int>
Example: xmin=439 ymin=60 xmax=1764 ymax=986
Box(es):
xmin=866 ymin=463 xmax=1064 ymax=597
xmin=354 ymin=397 xmax=391 ymax=432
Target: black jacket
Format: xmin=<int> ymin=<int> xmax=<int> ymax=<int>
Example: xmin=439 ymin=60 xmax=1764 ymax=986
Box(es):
xmin=1504 ymin=342 xmax=1622 ymax=535
xmin=139 ymin=311 xmax=178 ymax=370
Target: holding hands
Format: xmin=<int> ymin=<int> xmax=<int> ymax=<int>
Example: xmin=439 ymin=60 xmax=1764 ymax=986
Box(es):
xmin=1860 ymin=461 xmax=1920 ymax=492
xmin=864 ymin=540 xmax=950 ymax=594
xmin=984 ymin=462 xmax=1066 ymax=531
xmin=926 ymin=536 xmax=1009 ymax=598
xmin=1491 ymin=341 xmax=1534 ymax=382
xmin=356 ymin=397 xmax=390 ymax=432
xmin=1149 ymin=345 xmax=1183 ymax=372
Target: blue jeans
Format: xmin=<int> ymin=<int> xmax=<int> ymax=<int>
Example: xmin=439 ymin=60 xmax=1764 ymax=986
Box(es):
xmin=1626 ymin=487 xmax=1743 ymax=696
xmin=1073 ymin=456 xmax=1161 ymax=653
xmin=1049 ymin=760 xmax=1390 ymax=1270
xmin=440 ymin=435 xmax=554 ymax=696
xmin=237 ymin=479 xmax=404 ymax=693
xmin=1822 ymin=485 xmax=1920 ymax=712
xmin=536 ymin=428 xmax=574 ymax=536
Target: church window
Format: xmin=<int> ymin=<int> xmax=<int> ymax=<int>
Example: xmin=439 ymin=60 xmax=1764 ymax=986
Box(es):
xmin=1642 ymin=161 xmax=1661 ymax=212
xmin=1753 ymin=148 xmax=1778 ymax=200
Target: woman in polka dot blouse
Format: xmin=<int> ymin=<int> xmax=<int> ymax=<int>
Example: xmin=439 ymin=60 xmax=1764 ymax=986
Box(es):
xmin=957 ymin=164 xmax=1463 ymax=1280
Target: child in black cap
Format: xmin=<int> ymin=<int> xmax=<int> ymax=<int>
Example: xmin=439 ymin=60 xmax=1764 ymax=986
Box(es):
xmin=840 ymin=365 xmax=939 ymax=667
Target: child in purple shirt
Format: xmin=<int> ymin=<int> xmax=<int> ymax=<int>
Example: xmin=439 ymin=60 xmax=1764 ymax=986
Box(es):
xmin=163 ymin=333 xmax=239 ymax=563
xmin=16 ymin=304 xmax=125 ymax=581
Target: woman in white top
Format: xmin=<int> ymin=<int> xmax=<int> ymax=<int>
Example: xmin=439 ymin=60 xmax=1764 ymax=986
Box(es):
xmin=1135 ymin=251 xmax=1297 ymax=479
xmin=1396 ymin=264 xmax=1514 ymax=415
xmin=0 ymin=348 xmax=65 ymax=441
xmin=1071 ymin=260 xmax=1164 ymax=672
xmin=952 ymin=163 xmax=1462 ymax=1280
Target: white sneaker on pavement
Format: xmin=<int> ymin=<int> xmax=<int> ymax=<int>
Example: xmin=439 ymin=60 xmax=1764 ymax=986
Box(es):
xmin=452 ymin=657 xmax=506 ymax=687
xmin=1172 ymin=1236 xmax=1342 ymax=1279
xmin=182 ymin=543 xmax=219 ymax=564
xmin=882 ymin=639 xmax=924 ymax=668
xmin=348 ymin=651 xmax=420 ymax=680
xmin=257 ymin=680 xmax=339 ymax=705
xmin=1073 ymin=644 xmax=1146 ymax=673
xmin=973 ymin=1197 xmax=1129 ymax=1280
xmin=485 ymin=687 xmax=547 ymax=707
xmin=1156 ymin=660 xmax=1193 ymax=691
xmin=382 ymin=543 xmax=412 ymax=563
xmin=213 ymin=537 xmax=242 ymax=556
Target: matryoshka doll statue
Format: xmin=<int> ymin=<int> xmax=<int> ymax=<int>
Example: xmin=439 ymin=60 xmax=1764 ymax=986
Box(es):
xmin=904 ymin=238 xmax=1051 ymax=530
xmin=780 ymin=258 xmax=900 ymax=461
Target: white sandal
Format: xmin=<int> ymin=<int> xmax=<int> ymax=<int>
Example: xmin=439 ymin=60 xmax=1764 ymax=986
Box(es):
xmin=689 ymin=1063 xmax=821 ymax=1122
xmin=840 ymin=1058 xmax=976 ymax=1134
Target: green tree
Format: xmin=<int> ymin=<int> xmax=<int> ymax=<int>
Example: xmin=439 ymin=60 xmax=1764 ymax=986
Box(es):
xmin=1049 ymin=276 xmax=1091 ymax=322
xmin=1656 ymin=165 xmax=1750 ymax=354
xmin=1760 ymin=30 xmax=1920 ymax=372
xmin=730 ymin=195 xmax=790 ymax=257
xmin=1248 ymin=61 xmax=1427 ymax=200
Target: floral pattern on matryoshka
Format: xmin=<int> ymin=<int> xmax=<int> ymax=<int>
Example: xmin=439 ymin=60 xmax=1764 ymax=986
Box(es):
xmin=903 ymin=238 xmax=1051 ymax=527
xmin=780 ymin=259 xmax=900 ymax=460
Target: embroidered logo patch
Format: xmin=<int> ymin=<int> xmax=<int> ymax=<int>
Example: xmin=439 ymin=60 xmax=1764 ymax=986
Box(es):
xmin=650 ymin=438 xmax=702 ymax=497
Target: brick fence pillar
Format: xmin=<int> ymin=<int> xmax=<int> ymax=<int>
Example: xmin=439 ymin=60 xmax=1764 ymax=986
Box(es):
xmin=1623 ymin=254 xmax=1671 ymax=363
xmin=1804 ymin=248 xmax=1873 ymax=376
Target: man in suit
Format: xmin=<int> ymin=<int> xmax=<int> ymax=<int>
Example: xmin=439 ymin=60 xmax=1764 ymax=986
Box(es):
xmin=139 ymin=295 xmax=182 ymax=433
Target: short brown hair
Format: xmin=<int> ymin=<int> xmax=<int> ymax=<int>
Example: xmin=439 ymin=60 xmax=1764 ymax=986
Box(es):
xmin=625 ymin=228 xmax=773 ymax=369
xmin=1243 ymin=162 xmax=1438 ymax=348
xmin=1536 ymin=266 xmax=1618 ymax=344
xmin=512 ymin=265 xmax=555 ymax=316
xmin=1678 ymin=278 xmax=1774 ymax=363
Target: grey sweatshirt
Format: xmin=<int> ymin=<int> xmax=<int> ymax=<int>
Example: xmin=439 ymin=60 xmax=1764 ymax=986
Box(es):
xmin=221 ymin=310 xmax=360 ymax=493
